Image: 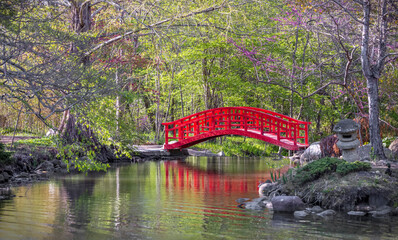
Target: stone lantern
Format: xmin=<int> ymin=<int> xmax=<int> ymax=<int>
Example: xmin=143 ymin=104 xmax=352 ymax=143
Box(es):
xmin=333 ymin=119 xmax=360 ymax=162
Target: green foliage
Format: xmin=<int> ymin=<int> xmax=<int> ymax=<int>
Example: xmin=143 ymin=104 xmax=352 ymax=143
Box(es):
xmin=13 ymin=137 xmax=55 ymax=147
xmin=56 ymin=142 xmax=109 ymax=173
xmin=0 ymin=143 xmax=13 ymax=165
xmin=294 ymin=157 xmax=344 ymax=185
xmin=270 ymin=169 xmax=282 ymax=182
xmin=335 ymin=161 xmax=371 ymax=175
xmin=0 ymin=127 xmax=40 ymax=136
xmin=293 ymin=157 xmax=371 ymax=185
xmin=84 ymin=96 xmax=141 ymax=159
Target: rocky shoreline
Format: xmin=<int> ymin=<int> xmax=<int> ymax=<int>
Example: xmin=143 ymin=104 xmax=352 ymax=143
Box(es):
xmin=238 ymin=157 xmax=398 ymax=219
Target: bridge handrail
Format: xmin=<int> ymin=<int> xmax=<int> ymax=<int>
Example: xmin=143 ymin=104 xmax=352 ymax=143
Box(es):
xmin=163 ymin=112 xmax=301 ymax=133
xmin=162 ymin=106 xmax=308 ymax=126
xmin=162 ymin=107 xmax=310 ymax=148
xmin=241 ymin=107 xmax=311 ymax=125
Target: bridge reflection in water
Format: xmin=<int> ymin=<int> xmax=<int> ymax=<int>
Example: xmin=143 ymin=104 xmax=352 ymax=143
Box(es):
xmin=163 ymin=158 xmax=290 ymax=197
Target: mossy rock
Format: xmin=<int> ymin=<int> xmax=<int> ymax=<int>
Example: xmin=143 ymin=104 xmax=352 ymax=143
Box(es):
xmin=293 ymin=157 xmax=371 ymax=185
xmin=289 ymin=171 xmax=398 ymax=211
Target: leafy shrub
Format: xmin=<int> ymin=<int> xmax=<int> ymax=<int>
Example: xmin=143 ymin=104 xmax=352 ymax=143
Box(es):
xmin=294 ymin=157 xmax=344 ymax=185
xmin=0 ymin=142 xmax=13 ymax=165
xmin=336 ymin=161 xmax=371 ymax=175
xmin=293 ymin=157 xmax=372 ymax=185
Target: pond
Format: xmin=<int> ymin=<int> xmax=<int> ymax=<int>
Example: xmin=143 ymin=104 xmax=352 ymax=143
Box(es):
xmin=0 ymin=157 xmax=397 ymax=239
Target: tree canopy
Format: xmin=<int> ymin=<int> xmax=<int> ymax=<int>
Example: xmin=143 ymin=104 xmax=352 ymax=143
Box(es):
xmin=1 ymin=0 xmax=397 ymax=159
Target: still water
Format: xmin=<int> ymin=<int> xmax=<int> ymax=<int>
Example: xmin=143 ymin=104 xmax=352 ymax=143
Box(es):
xmin=0 ymin=157 xmax=397 ymax=240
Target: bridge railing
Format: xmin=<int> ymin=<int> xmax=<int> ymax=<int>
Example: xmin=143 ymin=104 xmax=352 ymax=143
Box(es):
xmin=162 ymin=107 xmax=311 ymax=148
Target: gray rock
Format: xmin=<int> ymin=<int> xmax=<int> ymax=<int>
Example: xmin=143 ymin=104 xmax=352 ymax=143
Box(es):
xmin=187 ymin=149 xmax=218 ymax=157
xmin=369 ymin=206 xmax=392 ymax=217
xmin=294 ymin=210 xmax=309 ymax=218
xmin=217 ymin=151 xmax=225 ymax=156
xmin=358 ymin=144 xmax=393 ymax=161
xmin=317 ymin=210 xmax=336 ymax=217
xmin=306 ymin=206 xmax=324 ymax=213
xmin=271 ymin=196 xmax=305 ymax=212
xmin=251 ymin=197 xmax=267 ymax=203
xmin=347 ymin=211 xmax=366 ymax=216
xmin=389 ymin=138 xmax=398 ymax=160
xmin=263 ymin=200 xmax=273 ymax=209
xmin=236 ymin=198 xmax=250 ymax=204
xmin=244 ymin=201 xmax=264 ymax=210
xmin=0 ymin=174 xmax=5 ymax=183
xmin=300 ymin=142 xmax=321 ymax=163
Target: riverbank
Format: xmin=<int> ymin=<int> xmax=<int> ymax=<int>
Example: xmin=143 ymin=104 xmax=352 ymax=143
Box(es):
xmin=0 ymin=137 xmax=226 ymax=193
xmin=241 ymin=157 xmax=398 ymax=218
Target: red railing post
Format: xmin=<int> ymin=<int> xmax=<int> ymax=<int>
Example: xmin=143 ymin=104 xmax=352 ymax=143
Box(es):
xmin=165 ymin=124 xmax=169 ymax=145
xmin=212 ymin=111 xmax=215 ymax=131
xmin=260 ymin=116 xmax=264 ymax=135
xmin=293 ymin=123 xmax=297 ymax=146
xmin=195 ymin=119 xmax=199 ymax=135
xmin=305 ymin=123 xmax=309 ymax=145
xmin=178 ymin=120 xmax=183 ymax=141
xmin=277 ymin=120 xmax=280 ymax=141
xmin=244 ymin=110 xmax=248 ymax=131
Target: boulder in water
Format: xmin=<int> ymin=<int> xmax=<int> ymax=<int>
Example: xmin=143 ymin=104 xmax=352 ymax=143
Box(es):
xmin=271 ymin=196 xmax=305 ymax=212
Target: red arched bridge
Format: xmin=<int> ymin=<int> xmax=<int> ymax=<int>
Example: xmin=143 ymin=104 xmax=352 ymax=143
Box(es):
xmin=162 ymin=107 xmax=311 ymax=151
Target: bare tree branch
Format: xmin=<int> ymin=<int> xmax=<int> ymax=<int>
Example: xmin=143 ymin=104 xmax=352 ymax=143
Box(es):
xmin=85 ymin=2 xmax=229 ymax=56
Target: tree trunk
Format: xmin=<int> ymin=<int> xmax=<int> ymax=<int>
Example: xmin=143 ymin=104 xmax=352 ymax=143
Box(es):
xmin=366 ymin=75 xmax=385 ymax=158
xmin=58 ymin=0 xmax=92 ymax=133
xmin=70 ymin=0 xmax=91 ymax=64
xmin=360 ymin=0 xmax=386 ymax=159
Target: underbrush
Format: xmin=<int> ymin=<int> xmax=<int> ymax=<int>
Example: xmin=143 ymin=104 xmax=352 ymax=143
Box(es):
xmin=10 ymin=136 xmax=110 ymax=173
xmin=195 ymin=136 xmax=287 ymax=157
xmin=0 ymin=142 xmax=13 ymax=165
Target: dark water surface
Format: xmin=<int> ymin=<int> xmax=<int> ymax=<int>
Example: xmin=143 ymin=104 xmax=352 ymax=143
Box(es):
xmin=0 ymin=157 xmax=397 ymax=240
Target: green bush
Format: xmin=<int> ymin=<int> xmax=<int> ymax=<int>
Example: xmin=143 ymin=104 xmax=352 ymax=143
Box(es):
xmin=336 ymin=161 xmax=371 ymax=175
xmin=294 ymin=157 xmax=344 ymax=185
xmin=293 ymin=157 xmax=371 ymax=185
xmin=0 ymin=142 xmax=13 ymax=165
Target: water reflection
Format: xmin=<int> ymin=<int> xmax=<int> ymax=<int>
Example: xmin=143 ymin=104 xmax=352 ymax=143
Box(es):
xmin=0 ymin=157 xmax=397 ymax=240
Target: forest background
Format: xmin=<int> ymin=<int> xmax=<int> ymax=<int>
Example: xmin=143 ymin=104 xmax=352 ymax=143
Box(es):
xmin=1 ymin=0 xmax=397 ymax=163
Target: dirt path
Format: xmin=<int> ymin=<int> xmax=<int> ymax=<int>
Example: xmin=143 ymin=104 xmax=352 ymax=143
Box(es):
xmin=0 ymin=136 xmax=39 ymax=144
